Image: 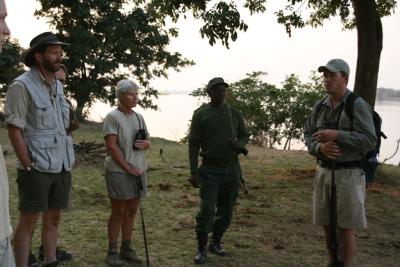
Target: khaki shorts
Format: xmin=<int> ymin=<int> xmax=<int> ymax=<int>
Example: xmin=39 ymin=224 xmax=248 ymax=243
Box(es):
xmin=313 ymin=165 xmax=367 ymax=230
xmin=105 ymin=171 xmax=147 ymax=200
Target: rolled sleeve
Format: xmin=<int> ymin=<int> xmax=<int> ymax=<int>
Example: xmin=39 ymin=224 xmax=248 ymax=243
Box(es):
xmin=103 ymin=114 xmax=119 ymax=137
xmin=5 ymin=82 xmax=29 ymax=130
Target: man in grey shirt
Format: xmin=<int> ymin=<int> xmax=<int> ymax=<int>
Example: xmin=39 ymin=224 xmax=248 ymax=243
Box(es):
xmin=5 ymin=32 xmax=74 ymax=267
xmin=304 ymin=59 xmax=376 ymax=267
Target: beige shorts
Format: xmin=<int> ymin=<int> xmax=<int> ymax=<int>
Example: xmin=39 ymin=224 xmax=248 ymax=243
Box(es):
xmin=313 ymin=165 xmax=367 ymax=230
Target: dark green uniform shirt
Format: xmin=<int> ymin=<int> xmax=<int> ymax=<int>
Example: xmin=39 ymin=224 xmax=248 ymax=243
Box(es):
xmin=188 ymin=103 xmax=249 ymax=174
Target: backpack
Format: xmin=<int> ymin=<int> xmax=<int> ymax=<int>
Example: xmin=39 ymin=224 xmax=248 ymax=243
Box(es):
xmin=315 ymin=92 xmax=387 ymax=158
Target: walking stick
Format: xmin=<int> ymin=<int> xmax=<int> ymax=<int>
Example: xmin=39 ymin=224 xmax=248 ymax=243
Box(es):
xmin=136 ymin=175 xmax=150 ymax=267
xmin=329 ymin=162 xmax=341 ymax=266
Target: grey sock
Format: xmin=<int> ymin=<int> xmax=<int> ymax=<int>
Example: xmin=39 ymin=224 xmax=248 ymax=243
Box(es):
xmin=108 ymin=242 xmax=118 ymax=253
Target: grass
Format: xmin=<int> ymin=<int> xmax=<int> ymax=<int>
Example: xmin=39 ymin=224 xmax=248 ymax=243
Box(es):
xmin=1 ymin=124 xmax=400 ymax=267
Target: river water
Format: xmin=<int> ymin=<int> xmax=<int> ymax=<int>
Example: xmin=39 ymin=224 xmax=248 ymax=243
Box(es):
xmin=88 ymin=95 xmax=400 ymax=166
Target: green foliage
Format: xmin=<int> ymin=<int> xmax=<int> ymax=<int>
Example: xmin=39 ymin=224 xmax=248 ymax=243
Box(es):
xmin=279 ymin=72 xmax=324 ymax=149
xmin=0 ymin=39 xmax=24 ymax=100
xmin=199 ymin=2 xmax=248 ymax=47
xmin=149 ymin=1 xmax=248 ymax=48
xmin=149 ymin=1 xmax=397 ymax=46
xmin=190 ymin=71 xmax=325 ymax=149
xmin=228 ymin=72 xmax=281 ymax=147
xmin=35 ymin=0 xmax=194 ymax=120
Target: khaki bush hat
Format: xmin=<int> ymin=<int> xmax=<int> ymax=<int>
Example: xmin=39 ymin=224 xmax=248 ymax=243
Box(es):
xmin=22 ymin=32 xmax=70 ymax=67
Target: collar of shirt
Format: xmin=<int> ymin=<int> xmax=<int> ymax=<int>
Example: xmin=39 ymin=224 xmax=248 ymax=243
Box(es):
xmin=204 ymin=102 xmax=228 ymax=111
xmin=323 ymin=89 xmax=352 ymax=108
xmin=31 ymin=67 xmax=57 ymax=106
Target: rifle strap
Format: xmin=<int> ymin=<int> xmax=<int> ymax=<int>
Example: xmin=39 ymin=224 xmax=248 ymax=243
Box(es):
xmin=227 ymin=105 xmax=235 ymax=139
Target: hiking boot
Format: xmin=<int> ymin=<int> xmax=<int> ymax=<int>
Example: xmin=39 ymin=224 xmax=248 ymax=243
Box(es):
xmin=326 ymin=260 xmax=343 ymax=267
xmin=194 ymin=247 xmax=207 ymax=264
xmin=42 ymin=261 xmax=58 ymax=267
xmin=119 ymin=247 xmax=142 ymax=263
xmin=194 ymin=232 xmax=208 ymax=264
xmin=38 ymin=245 xmax=72 ymax=262
xmin=28 ymin=251 xmax=38 ymax=267
xmin=208 ymin=242 xmax=227 ymax=256
xmin=208 ymin=232 xmax=227 ymax=256
xmin=105 ymin=251 xmax=123 ymax=267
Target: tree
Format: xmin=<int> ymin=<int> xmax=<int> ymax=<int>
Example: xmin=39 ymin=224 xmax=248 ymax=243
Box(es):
xmin=35 ymin=0 xmax=193 ymax=120
xmin=153 ymin=0 xmax=397 ymax=107
xmin=0 ymin=38 xmax=24 ymax=100
xmin=280 ymin=73 xmax=325 ymax=149
xmin=227 ymin=72 xmax=281 ymax=147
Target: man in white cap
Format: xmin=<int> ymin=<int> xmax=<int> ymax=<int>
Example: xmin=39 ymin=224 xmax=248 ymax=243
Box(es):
xmin=304 ymin=59 xmax=376 ymax=267
xmin=5 ymin=31 xmax=74 ymax=267
xmin=0 ymin=1 xmax=16 ymax=266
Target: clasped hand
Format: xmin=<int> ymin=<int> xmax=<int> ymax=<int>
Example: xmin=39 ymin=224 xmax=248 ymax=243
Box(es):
xmin=312 ymin=129 xmax=339 ymax=143
xmin=313 ymin=129 xmax=341 ymax=159
xmin=127 ymin=165 xmax=144 ymax=177
xmin=133 ymin=140 xmax=150 ymax=150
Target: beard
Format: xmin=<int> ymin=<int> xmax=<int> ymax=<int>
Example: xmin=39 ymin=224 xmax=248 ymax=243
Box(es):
xmin=0 ymin=36 xmax=5 ymax=52
xmin=42 ymin=58 xmax=61 ymax=73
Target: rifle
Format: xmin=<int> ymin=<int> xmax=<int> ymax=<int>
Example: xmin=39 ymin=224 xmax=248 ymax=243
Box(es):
xmin=227 ymin=106 xmax=249 ymax=194
xmin=238 ymin=163 xmax=248 ymax=195
xmin=329 ymin=162 xmax=341 ymax=267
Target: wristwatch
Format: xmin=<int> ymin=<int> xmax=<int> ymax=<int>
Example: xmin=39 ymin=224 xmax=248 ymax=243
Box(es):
xmin=25 ymin=163 xmax=33 ymax=171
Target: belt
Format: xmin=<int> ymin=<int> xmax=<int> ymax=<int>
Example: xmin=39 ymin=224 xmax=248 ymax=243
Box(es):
xmin=201 ymin=158 xmax=237 ymax=168
xmin=317 ymin=160 xmax=362 ymax=170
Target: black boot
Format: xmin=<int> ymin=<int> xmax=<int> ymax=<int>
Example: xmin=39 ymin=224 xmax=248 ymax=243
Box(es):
xmin=194 ymin=232 xmax=208 ymax=264
xmin=209 ymin=233 xmax=227 ymax=256
xmin=42 ymin=261 xmax=58 ymax=267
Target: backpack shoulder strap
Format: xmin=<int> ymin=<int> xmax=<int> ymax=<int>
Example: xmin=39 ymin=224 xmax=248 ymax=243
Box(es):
xmin=344 ymin=92 xmax=358 ymax=129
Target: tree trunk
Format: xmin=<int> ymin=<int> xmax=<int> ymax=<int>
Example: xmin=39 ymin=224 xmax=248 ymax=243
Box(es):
xmin=352 ymin=0 xmax=383 ymax=108
xmin=74 ymin=105 xmax=86 ymax=122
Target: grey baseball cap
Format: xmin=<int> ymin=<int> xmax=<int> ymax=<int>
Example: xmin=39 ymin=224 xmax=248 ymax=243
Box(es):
xmin=207 ymin=77 xmax=228 ymax=92
xmin=318 ymin=59 xmax=350 ymax=76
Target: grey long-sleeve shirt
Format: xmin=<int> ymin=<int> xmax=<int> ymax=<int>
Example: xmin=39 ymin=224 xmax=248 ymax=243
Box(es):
xmin=304 ymin=89 xmax=376 ymax=162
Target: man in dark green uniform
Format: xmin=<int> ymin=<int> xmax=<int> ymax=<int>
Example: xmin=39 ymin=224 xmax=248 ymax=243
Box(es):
xmin=188 ymin=77 xmax=249 ymax=264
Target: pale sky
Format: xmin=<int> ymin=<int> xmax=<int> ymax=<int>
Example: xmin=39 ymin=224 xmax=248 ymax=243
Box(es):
xmin=6 ymin=1 xmax=400 ymax=92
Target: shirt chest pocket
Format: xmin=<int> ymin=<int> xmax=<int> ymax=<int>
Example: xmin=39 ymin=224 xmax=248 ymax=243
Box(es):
xmin=31 ymin=100 xmax=56 ymax=130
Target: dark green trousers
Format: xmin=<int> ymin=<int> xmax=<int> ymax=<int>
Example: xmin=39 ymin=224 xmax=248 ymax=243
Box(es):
xmin=195 ymin=162 xmax=240 ymax=234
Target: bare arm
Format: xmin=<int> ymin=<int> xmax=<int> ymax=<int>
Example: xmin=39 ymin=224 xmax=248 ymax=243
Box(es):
xmin=105 ymin=134 xmax=143 ymax=177
xmin=7 ymin=125 xmax=32 ymax=169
